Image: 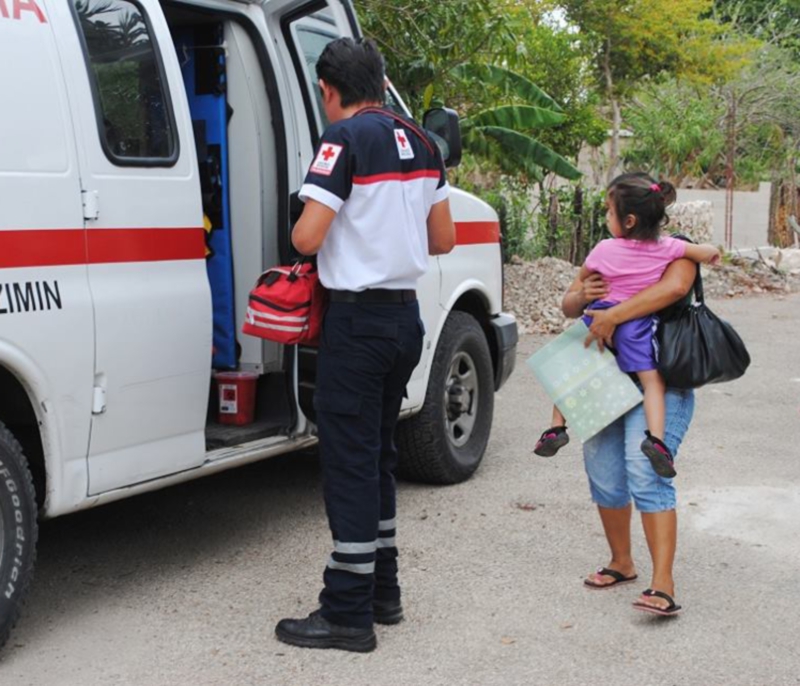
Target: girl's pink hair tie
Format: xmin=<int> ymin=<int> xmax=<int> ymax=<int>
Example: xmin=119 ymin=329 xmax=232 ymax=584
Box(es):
xmin=650 ymin=183 xmax=661 ymax=192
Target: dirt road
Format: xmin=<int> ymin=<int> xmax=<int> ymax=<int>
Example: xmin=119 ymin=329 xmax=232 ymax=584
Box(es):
xmin=2 ymin=293 xmax=798 ymax=686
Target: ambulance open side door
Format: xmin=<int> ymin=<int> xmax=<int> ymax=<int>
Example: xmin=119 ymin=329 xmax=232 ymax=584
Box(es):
xmin=268 ymin=0 xmax=443 ymax=404
xmin=50 ymin=0 xmax=212 ymax=494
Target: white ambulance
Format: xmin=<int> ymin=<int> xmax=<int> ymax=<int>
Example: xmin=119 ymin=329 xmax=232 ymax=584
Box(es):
xmin=0 ymin=0 xmax=518 ymax=647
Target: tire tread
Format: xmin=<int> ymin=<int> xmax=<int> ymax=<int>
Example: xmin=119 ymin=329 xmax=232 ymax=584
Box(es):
xmin=0 ymin=421 xmax=38 ymax=651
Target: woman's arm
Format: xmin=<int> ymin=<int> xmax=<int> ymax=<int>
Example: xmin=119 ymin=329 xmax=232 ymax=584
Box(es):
xmin=584 ymin=258 xmax=696 ymax=350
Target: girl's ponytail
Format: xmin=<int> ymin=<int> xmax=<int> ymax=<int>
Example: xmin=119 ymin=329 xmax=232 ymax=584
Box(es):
xmin=657 ymin=180 xmax=677 ymax=208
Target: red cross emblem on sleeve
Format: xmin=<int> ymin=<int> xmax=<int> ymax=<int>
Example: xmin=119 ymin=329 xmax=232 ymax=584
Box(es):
xmin=310 ymin=142 xmax=343 ymax=176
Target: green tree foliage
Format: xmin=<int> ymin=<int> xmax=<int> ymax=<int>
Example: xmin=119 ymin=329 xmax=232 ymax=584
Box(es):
xmin=355 ymin=0 xmax=591 ymax=181
xmin=450 ymin=64 xmax=581 ymax=181
xmin=713 ymin=0 xmax=800 ymax=53
xmin=485 ymin=2 xmax=608 ymax=158
xmin=355 ymin=0 xmax=513 ymax=114
xmin=557 ymin=0 xmax=748 ymax=180
xmin=623 ymin=81 xmax=727 ymax=185
xmin=623 ymin=45 xmax=800 ymax=188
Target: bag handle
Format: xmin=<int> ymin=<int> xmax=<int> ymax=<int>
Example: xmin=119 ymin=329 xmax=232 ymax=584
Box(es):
xmin=257 ymin=258 xmax=315 ymax=287
xmin=356 ymin=107 xmax=436 ymax=155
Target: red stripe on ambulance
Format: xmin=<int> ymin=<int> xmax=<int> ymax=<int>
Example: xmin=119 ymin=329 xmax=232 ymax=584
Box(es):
xmin=87 ymin=228 xmax=206 ymax=264
xmin=454 ymin=221 xmax=500 ymax=245
xmin=0 ymin=228 xmax=205 ymax=268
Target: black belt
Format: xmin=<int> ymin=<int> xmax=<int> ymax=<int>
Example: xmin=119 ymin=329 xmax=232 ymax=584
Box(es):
xmin=329 ymin=289 xmax=417 ymax=304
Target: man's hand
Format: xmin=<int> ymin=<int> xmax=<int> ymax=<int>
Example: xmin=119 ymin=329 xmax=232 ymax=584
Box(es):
xmin=583 ymin=307 xmax=617 ymax=352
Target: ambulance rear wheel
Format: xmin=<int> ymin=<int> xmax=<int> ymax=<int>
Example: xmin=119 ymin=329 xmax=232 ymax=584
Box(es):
xmin=396 ymin=311 xmax=494 ymax=484
xmin=0 ymin=422 xmax=38 ymax=651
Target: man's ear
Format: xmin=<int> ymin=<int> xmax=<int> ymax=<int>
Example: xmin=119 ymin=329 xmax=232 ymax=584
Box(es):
xmin=319 ymin=79 xmax=332 ymax=104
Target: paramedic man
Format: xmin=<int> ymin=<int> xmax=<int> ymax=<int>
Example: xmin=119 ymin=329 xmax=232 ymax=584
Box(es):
xmin=275 ymin=38 xmax=455 ymax=653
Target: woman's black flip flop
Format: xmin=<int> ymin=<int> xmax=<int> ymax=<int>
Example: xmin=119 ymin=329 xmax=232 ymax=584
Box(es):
xmin=584 ymin=567 xmax=638 ymax=590
xmin=633 ymin=588 xmax=683 ymax=616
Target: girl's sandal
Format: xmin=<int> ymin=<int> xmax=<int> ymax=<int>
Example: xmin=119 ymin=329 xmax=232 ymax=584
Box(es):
xmin=640 ymin=431 xmax=677 ymax=478
xmin=533 ymin=426 xmax=569 ymax=457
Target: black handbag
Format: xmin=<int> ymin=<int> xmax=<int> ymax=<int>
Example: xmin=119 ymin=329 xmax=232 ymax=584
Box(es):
xmin=656 ymin=266 xmax=750 ymax=389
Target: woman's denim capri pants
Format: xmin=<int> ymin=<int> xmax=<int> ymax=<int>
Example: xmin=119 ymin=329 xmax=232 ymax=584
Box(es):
xmin=583 ymin=388 xmax=695 ymax=513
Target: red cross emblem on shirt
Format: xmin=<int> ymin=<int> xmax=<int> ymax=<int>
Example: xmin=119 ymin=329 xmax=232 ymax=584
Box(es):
xmin=396 ymin=132 xmax=407 ymax=147
xmin=321 ymin=146 xmax=337 ymax=161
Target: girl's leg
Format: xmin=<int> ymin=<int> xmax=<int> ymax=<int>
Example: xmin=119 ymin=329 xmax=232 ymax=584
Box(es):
xmin=639 ymin=510 xmax=677 ymax=608
xmin=586 ymin=504 xmax=637 ymax=585
xmin=534 ymin=407 xmax=569 ymax=457
xmin=636 ymin=370 xmax=666 ymax=439
xmin=637 ymin=370 xmax=675 ymax=477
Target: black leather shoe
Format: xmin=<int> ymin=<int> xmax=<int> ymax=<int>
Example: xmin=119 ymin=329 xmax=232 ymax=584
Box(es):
xmin=275 ymin=610 xmax=377 ymax=653
xmin=373 ymin=598 xmax=404 ymax=625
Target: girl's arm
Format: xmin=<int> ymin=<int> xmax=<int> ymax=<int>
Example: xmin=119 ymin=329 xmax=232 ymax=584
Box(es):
xmin=683 ymin=242 xmax=721 ymax=265
xmin=582 ymin=258 xmax=696 ymax=350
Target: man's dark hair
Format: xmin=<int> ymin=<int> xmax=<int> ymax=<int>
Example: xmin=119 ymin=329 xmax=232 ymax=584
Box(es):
xmin=316 ymin=37 xmax=385 ymax=108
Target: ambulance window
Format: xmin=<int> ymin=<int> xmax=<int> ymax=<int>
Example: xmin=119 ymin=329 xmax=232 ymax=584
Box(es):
xmin=286 ymin=8 xmax=410 ymax=144
xmin=72 ymin=0 xmax=178 ymax=166
xmin=285 ymin=8 xmax=342 ymax=142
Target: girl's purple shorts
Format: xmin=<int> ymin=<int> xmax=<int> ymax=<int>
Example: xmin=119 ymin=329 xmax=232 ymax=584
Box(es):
xmin=582 ymin=300 xmax=658 ymax=373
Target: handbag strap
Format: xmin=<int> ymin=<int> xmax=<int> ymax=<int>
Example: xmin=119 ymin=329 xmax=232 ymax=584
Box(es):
xmin=355 ymin=107 xmax=436 ymax=155
xmin=691 ymin=263 xmax=705 ymax=304
xmin=671 ymin=233 xmax=704 ymax=304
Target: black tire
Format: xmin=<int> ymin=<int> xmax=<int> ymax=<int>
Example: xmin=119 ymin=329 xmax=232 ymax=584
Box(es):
xmin=0 ymin=421 xmax=38 ymax=651
xmin=396 ymin=311 xmax=494 ymax=484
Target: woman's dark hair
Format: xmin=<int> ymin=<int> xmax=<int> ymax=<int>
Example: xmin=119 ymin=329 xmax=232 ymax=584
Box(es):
xmin=316 ymin=37 xmax=385 ymax=108
xmin=607 ymin=172 xmax=677 ymax=241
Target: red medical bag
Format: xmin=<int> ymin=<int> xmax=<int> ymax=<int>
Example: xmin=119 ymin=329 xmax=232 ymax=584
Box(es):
xmin=242 ymin=262 xmax=326 ymax=345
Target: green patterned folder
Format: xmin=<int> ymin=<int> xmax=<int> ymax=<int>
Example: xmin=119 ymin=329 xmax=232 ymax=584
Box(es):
xmin=526 ymin=322 xmax=643 ymax=442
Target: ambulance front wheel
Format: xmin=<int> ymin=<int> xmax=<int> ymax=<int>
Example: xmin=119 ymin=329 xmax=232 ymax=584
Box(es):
xmin=0 ymin=422 xmax=38 ymax=651
xmin=396 ymin=311 xmax=494 ymax=484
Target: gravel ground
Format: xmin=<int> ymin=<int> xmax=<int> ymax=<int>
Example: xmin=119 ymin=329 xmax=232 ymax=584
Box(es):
xmin=1 ymin=292 xmax=798 ymax=685
xmin=505 ymin=253 xmax=800 ymax=335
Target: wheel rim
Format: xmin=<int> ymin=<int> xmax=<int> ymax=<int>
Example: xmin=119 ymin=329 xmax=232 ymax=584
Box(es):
xmin=443 ymin=350 xmax=479 ymax=448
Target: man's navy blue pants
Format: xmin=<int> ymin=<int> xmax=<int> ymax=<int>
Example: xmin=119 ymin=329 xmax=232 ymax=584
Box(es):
xmin=313 ymin=299 xmax=424 ymax=629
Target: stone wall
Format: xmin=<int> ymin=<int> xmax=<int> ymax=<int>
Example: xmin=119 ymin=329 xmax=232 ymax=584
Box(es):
xmin=666 ymin=200 xmax=714 ymax=244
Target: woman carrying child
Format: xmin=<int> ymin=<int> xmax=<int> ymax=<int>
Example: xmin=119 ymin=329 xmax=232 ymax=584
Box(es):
xmin=546 ymin=172 xmax=718 ymax=615
xmin=535 ymin=173 xmax=719 ymax=479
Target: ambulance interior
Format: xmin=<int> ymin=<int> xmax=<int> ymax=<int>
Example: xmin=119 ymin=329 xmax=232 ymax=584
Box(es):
xmin=162 ymin=5 xmax=309 ymax=450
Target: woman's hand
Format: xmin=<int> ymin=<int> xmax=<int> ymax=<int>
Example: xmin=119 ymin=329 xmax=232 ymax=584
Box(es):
xmin=583 ymin=308 xmax=617 ymax=352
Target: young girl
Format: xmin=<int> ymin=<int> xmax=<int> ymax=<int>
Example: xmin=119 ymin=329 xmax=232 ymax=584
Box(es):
xmin=534 ymin=172 xmax=720 ymax=478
